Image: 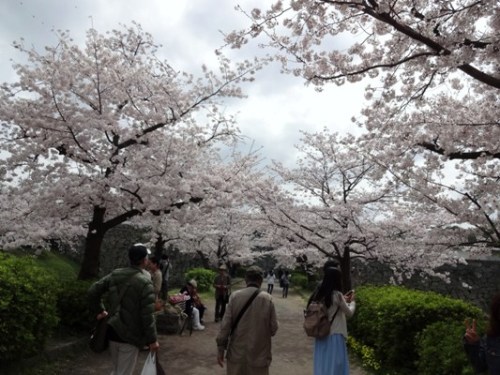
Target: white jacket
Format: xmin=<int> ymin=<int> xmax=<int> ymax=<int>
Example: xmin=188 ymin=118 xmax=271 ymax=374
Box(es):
xmin=327 ymin=291 xmax=355 ymax=338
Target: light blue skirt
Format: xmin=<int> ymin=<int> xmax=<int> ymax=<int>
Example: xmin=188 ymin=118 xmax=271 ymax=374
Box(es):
xmin=313 ymin=333 xmax=349 ymax=375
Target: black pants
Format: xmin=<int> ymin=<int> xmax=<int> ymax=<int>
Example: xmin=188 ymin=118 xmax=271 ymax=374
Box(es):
xmin=267 ymin=284 xmax=274 ymax=294
xmin=282 ymin=284 xmax=289 ymax=298
xmin=215 ymin=294 xmax=227 ymax=320
xmin=160 ymin=281 xmax=168 ymax=301
xmin=197 ymin=304 xmax=206 ymax=322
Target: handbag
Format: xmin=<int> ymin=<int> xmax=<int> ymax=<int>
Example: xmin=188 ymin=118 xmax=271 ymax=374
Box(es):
xmin=140 ymin=352 xmax=158 ymax=375
xmin=89 ymin=316 xmax=109 ymax=353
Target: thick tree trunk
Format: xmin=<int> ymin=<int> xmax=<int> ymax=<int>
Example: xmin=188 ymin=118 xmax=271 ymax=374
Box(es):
xmin=77 ymin=206 xmax=143 ymax=280
xmin=78 ymin=206 xmax=107 ymax=280
xmin=339 ymin=247 xmax=352 ymax=292
xmin=153 ymin=234 xmax=166 ymax=258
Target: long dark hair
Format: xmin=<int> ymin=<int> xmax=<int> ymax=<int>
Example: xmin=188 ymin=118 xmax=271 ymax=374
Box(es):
xmin=487 ymin=292 xmax=500 ymax=337
xmin=310 ymin=267 xmax=343 ymax=308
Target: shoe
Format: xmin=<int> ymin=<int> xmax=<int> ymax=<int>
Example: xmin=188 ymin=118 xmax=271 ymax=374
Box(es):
xmin=215 ymin=318 xmax=220 ymax=322
xmin=193 ymin=325 xmax=205 ymax=331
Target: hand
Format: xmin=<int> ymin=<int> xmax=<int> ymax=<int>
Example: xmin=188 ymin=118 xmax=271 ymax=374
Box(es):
xmin=96 ymin=310 xmax=108 ymax=320
xmin=344 ymin=291 xmax=355 ymax=303
xmin=464 ymin=319 xmax=480 ymax=344
xmin=149 ymin=341 xmax=160 ymax=352
xmin=217 ymin=352 xmax=225 ymax=368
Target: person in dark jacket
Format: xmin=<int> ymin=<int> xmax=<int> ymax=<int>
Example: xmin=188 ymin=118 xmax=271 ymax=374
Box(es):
xmin=464 ymin=292 xmax=500 ymax=375
xmin=88 ymin=243 xmax=159 ymax=374
xmin=213 ymin=264 xmax=231 ymax=322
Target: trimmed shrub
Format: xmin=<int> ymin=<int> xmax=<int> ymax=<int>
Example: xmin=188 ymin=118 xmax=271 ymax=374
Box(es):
xmin=0 ymin=253 xmax=59 ymax=363
xmin=30 ymin=251 xmax=91 ymax=334
xmin=56 ymin=279 xmax=94 ymax=334
xmin=416 ymin=320 xmax=478 ymax=375
xmin=185 ymin=268 xmax=216 ymax=292
xmin=349 ymin=285 xmax=483 ymax=371
xmin=291 ymin=272 xmax=309 ymax=290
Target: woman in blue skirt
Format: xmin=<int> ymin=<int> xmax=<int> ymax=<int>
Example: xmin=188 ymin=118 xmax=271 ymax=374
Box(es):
xmin=308 ymin=267 xmax=356 ymax=375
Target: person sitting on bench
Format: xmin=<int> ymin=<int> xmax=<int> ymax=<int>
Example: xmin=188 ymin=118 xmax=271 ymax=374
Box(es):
xmin=180 ymin=279 xmax=205 ymax=331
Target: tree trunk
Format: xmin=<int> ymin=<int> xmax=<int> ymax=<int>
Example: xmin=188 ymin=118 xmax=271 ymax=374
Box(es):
xmin=195 ymin=250 xmax=211 ymax=269
xmin=153 ymin=233 xmax=166 ymax=258
xmin=339 ymin=246 xmax=352 ymax=292
xmin=78 ymin=206 xmax=107 ymax=280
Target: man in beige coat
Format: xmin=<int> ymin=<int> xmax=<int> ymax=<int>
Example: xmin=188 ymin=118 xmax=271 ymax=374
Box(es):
xmin=216 ymin=265 xmax=278 ymax=375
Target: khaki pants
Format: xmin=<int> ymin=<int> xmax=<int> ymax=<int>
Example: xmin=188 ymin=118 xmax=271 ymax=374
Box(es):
xmin=227 ymin=360 xmax=269 ymax=375
xmin=109 ymin=340 xmax=139 ymax=375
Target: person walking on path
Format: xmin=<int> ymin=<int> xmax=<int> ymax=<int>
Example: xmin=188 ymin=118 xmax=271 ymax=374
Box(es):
xmin=216 ymin=265 xmax=279 ymax=375
xmin=464 ymin=292 xmax=500 ymax=374
xmin=213 ymin=264 xmax=231 ymax=322
xmin=266 ymin=270 xmax=275 ymax=295
xmin=88 ymin=243 xmax=159 ymax=375
xmin=281 ymin=272 xmax=290 ymax=298
xmin=307 ymin=267 xmax=355 ymax=375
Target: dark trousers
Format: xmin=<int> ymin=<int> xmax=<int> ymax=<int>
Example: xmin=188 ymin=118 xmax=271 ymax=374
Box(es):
xmin=267 ymin=284 xmax=274 ymax=294
xmin=197 ymin=304 xmax=206 ymax=322
xmin=282 ymin=285 xmax=289 ymax=298
xmin=215 ymin=294 xmax=227 ymax=320
xmin=160 ymin=281 xmax=168 ymax=301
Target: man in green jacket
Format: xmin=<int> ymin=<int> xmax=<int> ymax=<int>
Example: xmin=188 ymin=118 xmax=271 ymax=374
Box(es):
xmin=88 ymin=243 xmax=159 ymax=374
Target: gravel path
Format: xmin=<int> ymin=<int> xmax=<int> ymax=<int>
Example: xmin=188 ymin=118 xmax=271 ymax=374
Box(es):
xmin=44 ymin=283 xmax=368 ymax=375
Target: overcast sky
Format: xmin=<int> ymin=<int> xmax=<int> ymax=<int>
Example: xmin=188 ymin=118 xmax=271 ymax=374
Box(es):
xmin=0 ymin=0 xmax=367 ymax=168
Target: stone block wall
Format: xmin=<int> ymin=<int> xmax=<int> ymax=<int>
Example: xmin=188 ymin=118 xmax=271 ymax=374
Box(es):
xmin=351 ymin=258 xmax=500 ymax=311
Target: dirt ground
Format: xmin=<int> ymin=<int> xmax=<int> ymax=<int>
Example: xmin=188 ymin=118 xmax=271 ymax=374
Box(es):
xmin=46 ymin=283 xmax=368 ymax=375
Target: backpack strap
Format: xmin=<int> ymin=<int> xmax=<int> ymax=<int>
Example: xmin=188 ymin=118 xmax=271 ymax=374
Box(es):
xmin=330 ymin=306 xmax=340 ymax=325
xmin=230 ymin=289 xmax=261 ymax=336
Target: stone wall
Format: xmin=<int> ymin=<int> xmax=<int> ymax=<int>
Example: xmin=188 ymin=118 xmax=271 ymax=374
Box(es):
xmin=351 ymin=257 xmax=500 ymax=311
xmin=97 ymin=226 xmax=206 ymax=289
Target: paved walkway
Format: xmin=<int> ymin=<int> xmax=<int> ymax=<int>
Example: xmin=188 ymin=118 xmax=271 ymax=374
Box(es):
xmin=41 ymin=283 xmax=368 ymax=374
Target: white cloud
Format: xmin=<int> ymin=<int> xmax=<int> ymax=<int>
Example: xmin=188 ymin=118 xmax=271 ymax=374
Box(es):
xmin=0 ymin=0 xmax=366 ymax=167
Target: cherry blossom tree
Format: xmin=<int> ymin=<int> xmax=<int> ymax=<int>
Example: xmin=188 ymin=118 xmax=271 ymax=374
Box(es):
xmin=248 ymin=130 xmax=395 ymax=289
xmin=226 ymin=1 xmax=500 ymax=262
xmin=144 ymin=151 xmax=275 ymax=269
xmin=0 ymin=24 xmax=257 ymax=279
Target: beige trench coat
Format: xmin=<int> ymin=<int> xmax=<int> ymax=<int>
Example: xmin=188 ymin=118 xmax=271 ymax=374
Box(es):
xmin=216 ymin=286 xmax=278 ymax=370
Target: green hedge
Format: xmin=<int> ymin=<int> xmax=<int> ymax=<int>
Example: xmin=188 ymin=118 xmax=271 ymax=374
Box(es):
xmin=291 ymin=272 xmax=310 ymax=289
xmin=0 ymin=253 xmax=59 ymax=363
xmin=349 ymin=285 xmax=483 ymax=372
xmin=55 ymin=279 xmax=93 ymax=334
xmin=416 ymin=320 xmax=477 ymax=375
xmin=185 ymin=268 xmax=216 ymax=292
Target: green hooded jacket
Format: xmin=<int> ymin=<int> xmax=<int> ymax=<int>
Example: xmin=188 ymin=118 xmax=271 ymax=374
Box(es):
xmin=88 ymin=266 xmax=157 ymax=348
